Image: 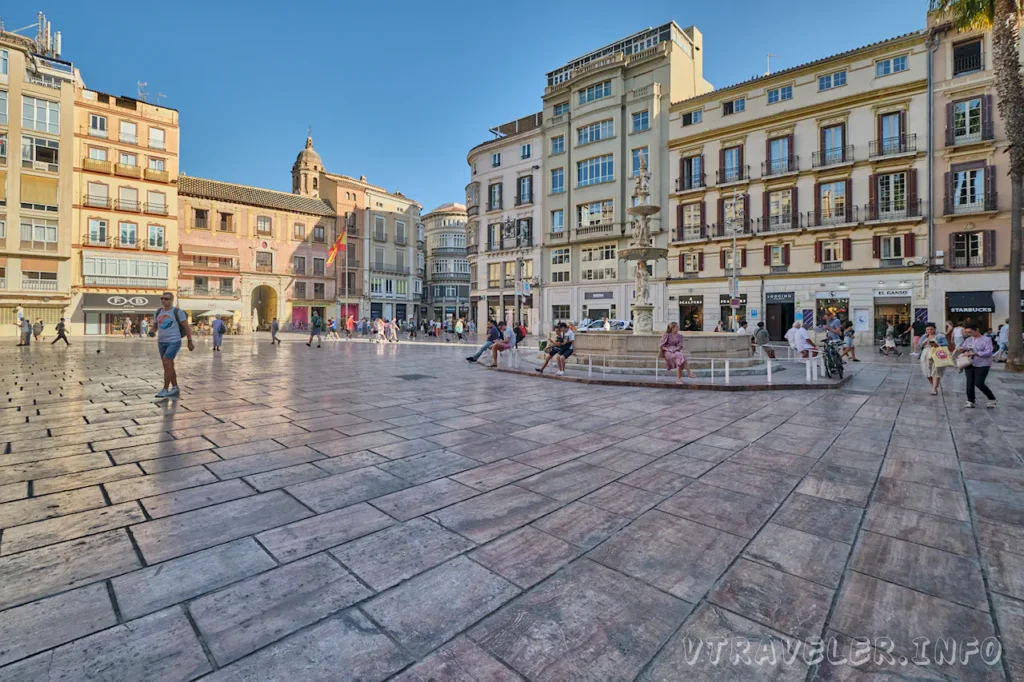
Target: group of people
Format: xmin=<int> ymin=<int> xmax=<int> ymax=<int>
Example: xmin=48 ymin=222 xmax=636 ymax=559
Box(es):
xmin=466 ymin=320 xmax=528 ymax=368
xmin=15 ymin=317 xmax=71 ymax=346
xmin=917 ymin=319 xmax=997 ymax=407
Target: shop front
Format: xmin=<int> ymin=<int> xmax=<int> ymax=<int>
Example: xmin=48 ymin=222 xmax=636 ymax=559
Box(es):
xmin=946 ymin=291 xmax=994 ymax=330
xmin=583 ymin=291 xmax=617 ymax=323
xmin=815 ymin=291 xmax=850 ymax=329
xmin=719 ymin=294 xmax=747 ymax=331
xmin=677 ymin=295 xmax=703 ymax=332
xmin=764 ymin=292 xmax=795 ymax=341
xmin=873 ymin=289 xmax=912 ymax=343
xmin=81 ymin=294 xmax=163 ymax=335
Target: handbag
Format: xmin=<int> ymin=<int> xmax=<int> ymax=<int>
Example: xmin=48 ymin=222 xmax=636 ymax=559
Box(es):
xmin=932 ymin=346 xmax=954 ymax=368
xmin=956 ymin=352 xmax=973 ymax=369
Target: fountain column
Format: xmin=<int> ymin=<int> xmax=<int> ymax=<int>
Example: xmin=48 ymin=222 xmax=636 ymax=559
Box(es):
xmin=619 ymin=155 xmax=667 ymax=335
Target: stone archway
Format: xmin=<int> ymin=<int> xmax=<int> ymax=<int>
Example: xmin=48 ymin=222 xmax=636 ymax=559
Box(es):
xmin=250 ymin=285 xmax=278 ymax=331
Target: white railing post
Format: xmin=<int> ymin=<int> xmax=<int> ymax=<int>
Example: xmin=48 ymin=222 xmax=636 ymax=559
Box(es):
xmin=655 ymin=359 xmax=659 ymax=382
xmin=710 ymin=360 xmax=715 ymax=384
xmin=806 ymin=357 xmax=812 ymax=382
xmin=587 ymin=354 xmax=592 ymax=379
xmin=725 ymin=359 xmax=730 ymax=385
xmin=766 ymin=358 xmax=772 ymax=384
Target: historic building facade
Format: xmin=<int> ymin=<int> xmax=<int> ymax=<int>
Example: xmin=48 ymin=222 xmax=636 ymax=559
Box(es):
xmin=667 ymin=30 xmax=930 ymax=345
xmin=466 ymin=113 xmax=544 ymax=329
xmin=422 ymin=202 xmax=469 ymax=321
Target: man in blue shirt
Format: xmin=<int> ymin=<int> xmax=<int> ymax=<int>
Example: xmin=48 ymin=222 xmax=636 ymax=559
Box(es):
xmin=467 ymin=320 xmax=501 ymax=363
xmin=822 ymin=311 xmax=843 ymax=342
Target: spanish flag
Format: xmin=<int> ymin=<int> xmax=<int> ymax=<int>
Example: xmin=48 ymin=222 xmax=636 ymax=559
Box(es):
xmin=326 ymin=228 xmax=347 ymax=265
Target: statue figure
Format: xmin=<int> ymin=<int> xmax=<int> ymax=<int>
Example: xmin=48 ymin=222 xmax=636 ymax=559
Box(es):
xmin=634 ymin=261 xmax=650 ymax=304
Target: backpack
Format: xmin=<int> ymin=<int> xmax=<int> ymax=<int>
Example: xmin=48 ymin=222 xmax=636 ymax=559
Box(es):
xmin=514 ymin=326 xmax=525 ymax=344
xmin=154 ymin=307 xmax=186 ymax=337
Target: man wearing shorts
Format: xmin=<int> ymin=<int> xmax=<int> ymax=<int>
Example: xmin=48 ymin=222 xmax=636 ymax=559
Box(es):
xmin=154 ymin=292 xmax=194 ymax=398
xmin=554 ymin=322 xmax=575 ymax=375
xmin=307 ymin=312 xmax=323 ymax=348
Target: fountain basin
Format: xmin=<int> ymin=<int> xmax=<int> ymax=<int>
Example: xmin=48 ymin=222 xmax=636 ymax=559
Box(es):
xmin=573 ymin=330 xmax=751 ymax=360
xmin=619 ymin=247 xmax=668 ymax=262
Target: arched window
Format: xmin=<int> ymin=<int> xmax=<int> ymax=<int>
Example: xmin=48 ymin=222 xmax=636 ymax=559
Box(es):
xmin=312 ymin=177 xmax=318 ymax=190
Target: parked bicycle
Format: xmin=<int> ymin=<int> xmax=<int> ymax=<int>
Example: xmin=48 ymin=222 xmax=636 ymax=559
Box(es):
xmin=821 ymin=339 xmax=845 ymax=379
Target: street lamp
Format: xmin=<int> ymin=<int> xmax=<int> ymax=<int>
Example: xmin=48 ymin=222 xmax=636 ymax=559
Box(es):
xmin=729 ymin=187 xmax=747 ymax=332
xmin=501 ymin=216 xmax=531 ymax=326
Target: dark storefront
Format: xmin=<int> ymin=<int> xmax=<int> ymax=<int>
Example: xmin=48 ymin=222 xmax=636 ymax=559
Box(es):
xmin=947 ymin=291 xmax=994 ymax=330
xmin=81 ymin=294 xmax=163 ymax=335
xmin=765 ymin=292 xmax=795 ymax=341
xmin=719 ymin=294 xmax=747 ymax=331
xmin=677 ymin=295 xmax=703 ymax=332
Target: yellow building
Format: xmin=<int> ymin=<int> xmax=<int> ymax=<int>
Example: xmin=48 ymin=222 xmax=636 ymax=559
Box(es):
xmin=70 ymin=87 xmax=179 ymax=334
xmin=668 ymin=30 xmax=929 ymax=344
xmin=0 ymin=29 xmax=76 ymax=335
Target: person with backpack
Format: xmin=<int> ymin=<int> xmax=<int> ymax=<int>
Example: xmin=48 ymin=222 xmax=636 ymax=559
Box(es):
xmin=51 ymin=318 xmax=70 ymax=346
xmin=306 ymin=312 xmax=323 ymax=348
xmin=212 ymin=314 xmax=227 ymax=352
xmin=513 ymin=321 xmax=526 ymax=347
xmin=154 ymin=292 xmax=194 ymax=399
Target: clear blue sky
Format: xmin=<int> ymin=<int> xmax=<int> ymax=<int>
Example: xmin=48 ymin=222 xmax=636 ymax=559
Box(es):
xmin=19 ymin=1 xmax=924 ymax=212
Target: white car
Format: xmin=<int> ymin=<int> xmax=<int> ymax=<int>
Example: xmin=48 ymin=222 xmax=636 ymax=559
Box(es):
xmin=577 ymin=319 xmax=631 ymax=332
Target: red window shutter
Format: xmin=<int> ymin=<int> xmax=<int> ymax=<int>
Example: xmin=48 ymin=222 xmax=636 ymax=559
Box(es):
xmin=791 ymin=186 xmax=799 ymax=223
xmin=984 ymin=230 xmax=996 ymax=266
xmin=845 ymin=178 xmax=853 ymax=210
xmin=698 ymin=252 xmax=704 ymax=271
xmin=676 ymin=204 xmax=684 ymax=234
xmin=813 ymin=182 xmax=821 ymax=222
xmin=945 ymin=102 xmax=955 ymax=147
xmin=678 ymin=253 xmax=685 ymax=272
xmin=814 ymin=240 xmax=823 ymax=263
xmin=843 ymin=237 xmax=852 ymax=261
xmin=718 ymin=198 xmax=725 ymax=227
xmin=720 ymin=249 xmax=726 ymax=269
xmin=819 ymin=127 xmax=826 ymax=156
xmin=904 ymin=232 xmax=915 ymax=258
xmin=840 ymin=123 xmax=848 ymax=160
xmin=743 ymin=195 xmax=750 ymax=230
xmin=868 ymin=174 xmax=877 ymax=214
xmin=783 ymin=244 xmax=791 ymax=265
xmin=738 ymin=145 xmax=745 ymax=172
xmin=741 ymin=248 xmax=747 ymax=268
xmin=908 ymin=169 xmax=918 ymax=214
xmin=985 ymin=165 xmax=997 ymax=210
xmin=983 ymin=95 xmax=994 ymax=137
xmin=763 ymin=244 xmax=771 ymax=266
xmin=872 ymin=235 xmax=881 ymax=259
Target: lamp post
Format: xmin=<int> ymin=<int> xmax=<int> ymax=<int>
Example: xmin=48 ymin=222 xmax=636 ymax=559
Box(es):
xmin=501 ymin=217 xmax=530 ymax=326
xmin=730 ymin=187 xmax=747 ymax=332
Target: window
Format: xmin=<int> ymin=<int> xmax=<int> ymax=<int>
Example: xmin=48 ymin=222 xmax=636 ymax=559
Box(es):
xmin=492 ymin=152 xmax=501 ymax=167
xmin=146 ymin=190 xmax=166 ymax=214
xmin=953 ymin=166 xmax=986 ymax=212
xmin=395 ymin=280 xmax=407 ymax=296
xmin=723 ymin=197 xmax=744 ymax=230
xmin=819 ymin=181 xmax=847 ymax=222
xmin=488 ymin=224 xmax=501 ymax=249
xmin=554 ymin=102 xmax=570 ymax=116
xmin=722 ymin=146 xmax=741 ymax=182
xmin=551 ymin=168 xmax=565 ymax=194
xmin=194 ymin=209 xmax=208 ymax=229
xmin=374 ymin=247 xmax=385 ymax=266
xmin=0 ymin=50 xmax=6 ymax=75
xmin=413 ymin=279 xmax=423 ymax=295
xmin=552 ymin=305 xmax=571 ymax=322
xmin=551 ymin=271 xmax=570 ymax=282
xmin=20 ymin=219 xmax=59 ymax=250
xmin=148 ymin=225 xmax=165 ymax=249
xmin=769 ymin=246 xmax=786 ymax=267
xmin=82 ymin=256 xmax=168 ymax=284
xmin=149 ymin=128 xmax=165 ymax=150
xmin=681 ymin=109 xmax=702 ymax=127
xmin=88 ymin=147 xmax=107 ymax=161
xmin=517 ymin=175 xmax=532 ymax=204
xmin=21 ymin=135 xmax=59 ymax=171
xmin=88 ymin=218 xmax=108 ymax=245
xmin=818 ymin=70 xmax=847 ymax=91
xmin=119 ymin=121 xmax=137 ymax=144
xmin=313 ymin=225 xmax=326 ymax=243
xmin=581 ymin=244 xmax=616 ymax=261
xmin=680 ymin=155 xmax=703 ymax=190
xmin=577 ymin=154 xmax=614 ymax=187
xmin=256 ymin=216 xmax=272 ymax=235
xmin=876 ymin=55 xmax=908 ymax=77
xmin=552 ymin=247 xmax=570 ymax=264
xmin=577 ymin=119 xmax=614 ymax=145
xmin=683 ymin=253 xmax=701 ymax=273
xmin=374 ymin=215 xmax=386 ymax=240
xmin=767 ymin=85 xmax=793 ymax=104
xmin=0 ymin=132 xmax=6 ymax=162
xmin=822 ymin=124 xmax=845 ymax=163
xmin=768 ymin=190 xmax=793 ymax=229
xmin=119 ymin=222 xmax=137 ymax=246
xmin=371 ymin=278 xmax=383 ymax=295
xmin=488 ymin=183 xmax=502 ymax=210
xmin=632 ymin=111 xmax=649 ymax=133
xmin=396 ymin=250 xmax=405 ymax=271
xmin=632 ymin=147 xmax=648 ymax=177
xmin=293 ymin=223 xmax=306 ymax=239
xmin=118 ymin=187 xmax=139 ymax=211
xmin=313 ymin=258 xmax=325 ymax=276
xmin=219 ymin=213 xmax=234 ymax=232
xmin=119 ymin=152 xmax=137 ymax=166
xmin=220 ymin=278 xmax=234 ymax=294
xmin=578 ymin=80 xmax=612 ymax=105
xmin=148 ymin=157 xmax=165 ymax=171
xmin=551 ymin=135 xmax=564 ymax=155
xmin=578 ymin=200 xmax=613 ymax=227
xmin=89 ymin=114 xmax=106 ymax=137
xmin=312 ymin=177 xmax=318 ymax=190
xmin=521 ymin=143 xmax=531 ymax=159
xmin=682 ymin=204 xmax=702 ymax=238
xmin=822 ymin=240 xmax=842 ymax=263
xmin=767 ymin=137 xmax=790 ymax=174
xmin=952 ymin=231 xmax=987 ymax=267
xmin=722 ymin=98 xmax=745 ymax=116
xmin=503 ymin=261 xmax=516 ymax=286
xmin=294 ymin=282 xmax=307 ymax=298
xmin=880 ymin=235 xmax=904 ymax=259
xmin=953 ymin=40 xmax=983 ymax=77
xmin=488 ymin=263 xmax=501 ymax=286
xmin=255 ymin=252 xmax=273 ymax=271
xmin=552 ymin=210 xmax=565 ymax=233
xmin=22 ymin=96 xmax=60 ymax=134
xmin=877 ymin=173 xmax=907 ymax=217
xmin=953 ymin=98 xmax=983 ymax=143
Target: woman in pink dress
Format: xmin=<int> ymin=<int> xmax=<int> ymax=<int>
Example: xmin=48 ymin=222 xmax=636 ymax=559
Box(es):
xmin=660 ymin=322 xmax=696 ymax=384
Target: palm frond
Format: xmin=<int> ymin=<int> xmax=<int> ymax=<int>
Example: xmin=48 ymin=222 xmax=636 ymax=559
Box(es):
xmin=932 ymin=0 xmax=996 ymax=30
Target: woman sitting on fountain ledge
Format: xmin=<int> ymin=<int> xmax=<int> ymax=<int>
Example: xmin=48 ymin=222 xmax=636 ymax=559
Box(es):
xmin=660 ymin=322 xmax=697 ymax=384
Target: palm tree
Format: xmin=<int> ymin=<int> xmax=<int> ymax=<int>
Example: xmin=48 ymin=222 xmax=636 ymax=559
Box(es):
xmin=934 ymin=0 xmax=1024 ymax=371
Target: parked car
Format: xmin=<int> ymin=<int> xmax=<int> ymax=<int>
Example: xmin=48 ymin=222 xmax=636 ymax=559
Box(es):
xmin=577 ymin=319 xmax=632 ymax=332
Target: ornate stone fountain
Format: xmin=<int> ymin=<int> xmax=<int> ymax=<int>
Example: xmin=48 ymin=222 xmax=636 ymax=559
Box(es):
xmin=619 ymin=155 xmax=667 ymax=335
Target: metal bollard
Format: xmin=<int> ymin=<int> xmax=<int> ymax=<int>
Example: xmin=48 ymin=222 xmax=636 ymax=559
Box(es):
xmin=725 ymin=359 xmax=730 ymax=385
xmin=766 ymin=358 xmax=772 ymax=384
xmin=587 ymin=354 xmax=592 ymax=379
xmin=806 ymin=358 xmax=812 ymax=382
xmin=710 ymin=360 xmax=715 ymax=384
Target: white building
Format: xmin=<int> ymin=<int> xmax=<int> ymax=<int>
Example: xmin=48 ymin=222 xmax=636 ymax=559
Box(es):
xmin=364 ymin=187 xmax=422 ymax=322
xmin=422 ymin=202 xmax=469 ymax=321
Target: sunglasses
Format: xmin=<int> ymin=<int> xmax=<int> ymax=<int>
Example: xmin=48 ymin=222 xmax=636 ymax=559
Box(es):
xmin=160 ymin=297 xmax=172 ymax=301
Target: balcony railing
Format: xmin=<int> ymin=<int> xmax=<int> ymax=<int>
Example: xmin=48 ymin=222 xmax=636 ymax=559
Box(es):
xmin=84 ymin=275 xmax=167 ymax=287
xmin=148 ymin=139 xmax=166 ymax=151
xmin=770 ymin=265 xmax=789 ymax=274
xmin=952 ymin=255 xmax=985 ymax=268
xmin=117 ymin=237 xmax=141 ymax=249
xmin=807 ymin=206 xmax=858 ymax=227
xmin=675 ymin=174 xmax=706 ymax=192
xmin=821 ymin=262 xmax=843 ymax=272
xmin=116 ymin=198 xmax=141 ymax=212
xmin=547 ymin=231 xmax=567 ymax=241
xmin=83 ymin=158 xmax=112 ymax=174
xmin=373 ymin=231 xmax=387 ymax=243
xmin=674 ymin=225 xmax=707 ymax=242
xmin=575 ymin=223 xmax=617 ymax=240
xmin=467 ymin=244 xmax=479 ymax=255
xmin=709 ymin=219 xmax=751 ymax=238
xmin=431 ymin=272 xmax=470 ymax=281
xmin=182 ymin=258 xmax=239 ymax=271
xmin=488 ymin=279 xmax=502 ymax=288
xmin=21 ymin=278 xmax=58 ymax=291
xmin=716 ymin=165 xmax=750 ymax=184
xmin=467 ymin=205 xmax=479 ymax=217
xmin=119 ymin=133 xmax=138 ymax=145
xmin=145 ymin=168 xmax=170 ymax=183
xmin=682 ymin=272 xmax=700 ymax=279
xmin=947 ymin=121 xmax=994 ymax=147
xmin=431 ymin=246 xmax=467 ymax=256
xmin=84 ymin=194 xmax=112 ymax=208
xmin=145 ymin=203 xmax=169 ymax=216
xmin=144 ymin=241 xmax=168 ymax=252
xmin=371 ymin=262 xmax=410 ymax=275
xmin=865 ymin=199 xmax=923 ymax=222
xmin=761 ymin=157 xmax=798 ymax=177
xmin=178 ymin=286 xmax=239 ymax=299
xmin=869 ymin=134 xmax=916 ymax=158
xmin=83 ymin=232 xmax=111 ymax=247
xmin=515 ymin=194 xmax=533 ymax=206
xmin=25 ymin=74 xmax=61 ymax=90
xmin=944 ymin=191 xmax=997 ymax=215
xmin=87 ymin=127 xmax=107 ymax=139
xmin=812 ymin=146 xmax=854 ymax=168
xmin=114 ymin=163 xmax=143 ymax=179
xmin=880 ymin=258 xmax=906 ymax=268
xmin=395 ymin=235 xmax=408 ymax=246
xmin=755 ymin=212 xmax=802 ymax=233
xmin=954 ymin=52 xmax=983 ymax=76
xmin=255 ymin=263 xmax=274 ymax=273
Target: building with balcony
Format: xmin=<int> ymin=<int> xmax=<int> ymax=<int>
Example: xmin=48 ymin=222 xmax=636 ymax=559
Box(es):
xmin=0 ymin=28 xmax=76 ymax=335
xmin=177 ymin=173 xmax=336 ymax=331
xmin=466 ymin=113 xmax=544 ymax=329
xmin=422 ymin=202 xmax=468 ymax=321
xmin=927 ymin=8 xmax=1011 ymax=331
xmin=70 ymin=86 xmax=179 ymax=334
xmin=538 ymin=22 xmax=711 ymax=332
xmin=667 ymin=29 xmax=929 ymax=344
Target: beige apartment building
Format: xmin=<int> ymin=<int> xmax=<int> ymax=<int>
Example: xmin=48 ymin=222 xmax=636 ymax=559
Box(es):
xmin=363 ymin=185 xmax=422 ymax=322
xmin=0 ymin=30 xmax=76 ymax=335
xmin=70 ymin=87 xmax=179 ymax=334
xmin=539 ymin=22 xmax=711 ymax=332
xmin=667 ymin=30 xmax=930 ymax=345
xmin=422 ymin=202 xmax=469 ymax=322
xmin=466 ymin=113 xmax=543 ymax=329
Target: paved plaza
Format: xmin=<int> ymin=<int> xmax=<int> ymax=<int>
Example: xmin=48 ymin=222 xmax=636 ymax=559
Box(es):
xmin=0 ymin=336 xmax=1023 ymax=681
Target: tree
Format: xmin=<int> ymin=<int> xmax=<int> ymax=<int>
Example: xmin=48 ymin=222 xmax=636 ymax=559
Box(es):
xmin=934 ymin=0 xmax=1024 ymax=371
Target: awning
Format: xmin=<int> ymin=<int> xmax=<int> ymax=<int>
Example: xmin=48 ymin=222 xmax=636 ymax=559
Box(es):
xmin=179 ymin=244 xmax=240 ymax=258
xmin=177 ymin=297 xmax=242 ymax=312
xmin=21 ymin=258 xmax=58 ymax=273
xmin=81 ymin=293 xmax=162 ymax=311
xmin=947 ymin=291 xmax=994 ymax=314
xmin=21 ymin=175 xmax=58 ymax=206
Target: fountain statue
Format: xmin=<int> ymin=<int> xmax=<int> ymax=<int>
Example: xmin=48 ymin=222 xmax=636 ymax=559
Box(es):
xmin=619 ymin=155 xmax=667 ymax=335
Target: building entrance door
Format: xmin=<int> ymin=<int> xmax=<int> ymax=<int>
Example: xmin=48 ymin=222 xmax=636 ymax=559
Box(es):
xmin=766 ymin=303 xmax=794 ymax=341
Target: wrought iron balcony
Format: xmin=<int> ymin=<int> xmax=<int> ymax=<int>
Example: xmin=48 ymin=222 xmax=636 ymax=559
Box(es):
xmin=145 ymin=203 xmax=169 ymax=216
xmin=84 ymin=194 xmax=112 ymax=208
xmin=952 ymin=255 xmax=985 ymax=268
xmin=395 ymin=235 xmax=408 ymax=246
xmin=144 ymin=241 xmax=168 ymax=252
xmin=821 ymin=262 xmax=843 ymax=272
xmin=675 ymin=174 xmax=706 ymax=192
xmin=116 ymin=198 xmax=141 ymax=212
xmin=944 ymin=191 xmax=997 ymax=215
xmin=761 ymin=157 xmax=798 ymax=177
xmin=812 ymin=146 xmax=854 ymax=168
xmin=371 ymin=262 xmax=410 ymax=275
xmin=716 ymin=165 xmax=750 ymax=184
xmin=116 ymin=237 xmax=142 ymax=249
xmin=674 ymin=225 xmax=707 ymax=242
xmin=373 ymin=231 xmax=387 ymax=243
xmin=83 ymin=232 xmax=111 ymax=247
xmin=954 ymin=52 xmax=983 ymax=77
xmin=708 ymin=219 xmax=751 ymax=238
xmin=755 ymin=212 xmax=802 ymax=233
xmin=880 ymin=258 xmax=906 ymax=268
xmin=864 ymin=199 xmax=923 ymax=222
xmin=807 ymin=205 xmax=858 ymax=227
xmin=947 ymin=121 xmax=995 ymax=147
xmin=869 ymin=134 xmax=916 ymax=158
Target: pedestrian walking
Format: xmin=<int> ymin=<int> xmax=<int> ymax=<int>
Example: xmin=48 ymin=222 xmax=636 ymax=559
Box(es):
xmin=307 ymin=311 xmax=323 ymax=348
xmin=996 ymin=319 xmax=1010 ymax=362
xmin=154 ymin=292 xmax=194 ymax=399
xmin=270 ymin=317 xmax=281 ymax=345
xmin=753 ymin=322 xmax=773 ymax=359
xmin=840 ymin=321 xmax=859 ymax=362
xmin=345 ymin=315 xmax=354 ymax=340
xmin=212 ymin=314 xmax=227 ymax=351
xmin=51 ymin=318 xmax=70 ymax=345
xmin=880 ymin=322 xmax=902 ymax=357
xmin=17 ymin=317 xmax=31 ymax=346
xmin=32 ymin=318 xmax=43 ymax=342
xmin=140 ymin=317 xmax=149 ymax=339
xmin=660 ymin=322 xmax=696 ymax=384
xmin=455 ymin=317 xmax=465 ymax=342
xmin=918 ymin=322 xmax=950 ymax=395
xmin=911 ymin=318 xmax=926 ymax=357
xmin=957 ymin=322 xmax=996 ymax=408
xmin=952 ymin=320 xmax=966 ymax=349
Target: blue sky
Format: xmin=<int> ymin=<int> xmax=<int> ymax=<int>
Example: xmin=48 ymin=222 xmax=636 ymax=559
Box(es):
xmin=20 ymin=1 xmax=924 ymax=211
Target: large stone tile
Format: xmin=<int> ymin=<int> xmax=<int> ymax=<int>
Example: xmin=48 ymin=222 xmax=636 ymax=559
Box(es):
xmin=580 ymin=446 xmax=656 ymax=473
xmin=772 ymin=493 xmax=863 ymax=544
xmin=189 ymin=553 xmax=371 ymax=666
xmin=657 ymin=481 xmax=777 ymax=538
xmin=516 ymin=460 xmax=620 ymax=502
xmin=0 ymin=583 xmax=116 ymax=667
xmin=104 ymin=465 xmax=217 ymax=503
xmin=391 ymin=636 xmax=524 ymax=682
xmin=813 ymin=629 xmax=950 ymax=682
xmin=205 ymin=446 xmax=324 ymax=479
xmin=862 ymin=503 xmax=976 ymax=556
xmin=0 ymin=487 xmax=106 ymax=529
xmin=619 ymin=465 xmax=695 ymax=496
xmin=256 ymin=502 xmax=393 ymax=563
xmin=880 ymin=460 xmax=963 ymax=492
xmin=32 ymin=464 xmax=145 ymax=496
xmin=984 ymin=547 xmax=1024 ymax=601
xmin=243 ymin=462 xmax=328 ymax=491
xmin=745 ymin=522 xmax=850 ymax=588
xmin=429 ymin=485 xmax=561 ymax=544
xmin=470 ymin=558 xmax=690 ymax=682
xmin=363 ymin=555 xmax=519 ymax=657
xmin=0 ymin=529 xmax=139 ymax=610
xmin=285 ymin=466 xmax=408 ymax=513
xmin=139 ymin=479 xmax=254 ymax=518
xmin=309 ymin=430 xmax=407 ymax=457
xmin=377 ymin=449 xmax=479 ymax=484
xmin=728 ymin=444 xmax=818 ymax=477
xmin=449 ymin=437 xmax=539 ymax=464
xmin=0 ymin=501 xmax=145 ymax=555
xmin=590 ymin=509 xmax=746 ymax=602
xmin=331 ymin=518 xmax=474 ymax=591
xmin=470 ymin=527 xmax=577 ymax=588
xmin=580 ymin=481 xmax=664 ymax=518
xmin=449 ymin=459 xmax=541 ymax=492
xmin=131 ymin=491 xmax=311 ymax=564
xmin=311 ymin=450 xmax=387 ymax=475
xmin=138 ymin=450 xmax=220 ymax=474
xmin=992 ymin=594 xmax=1024 ymax=682
xmin=368 ymin=437 xmax=443 ymax=460
xmin=710 ymin=557 xmax=834 ymax=641
xmin=369 ymin=477 xmax=478 ymax=521
xmin=697 ymin=461 xmax=800 ymax=503
xmin=0 ymin=453 xmax=113 ymax=486
xmin=111 ymin=537 xmax=276 ymax=620
xmin=795 ymin=476 xmax=873 ymax=508
xmin=872 ymin=478 xmax=970 ymax=522
xmin=531 ymin=500 xmax=629 ymax=550
xmin=107 ymin=436 xmax=214 ymax=464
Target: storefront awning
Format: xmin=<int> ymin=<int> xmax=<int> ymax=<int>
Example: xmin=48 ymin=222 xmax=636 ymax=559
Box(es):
xmin=947 ymin=291 xmax=995 ymax=314
xmin=81 ymin=293 xmax=162 ymax=311
xmin=179 ymin=244 xmax=240 ymax=258
xmin=178 ymin=298 xmax=242 ymax=312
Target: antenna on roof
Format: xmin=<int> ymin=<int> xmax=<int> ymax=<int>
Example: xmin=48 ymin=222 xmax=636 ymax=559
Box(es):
xmin=157 ymin=93 xmax=167 ymax=105
xmin=766 ymin=53 xmax=778 ymax=76
xmin=137 ymin=81 xmax=149 ymax=102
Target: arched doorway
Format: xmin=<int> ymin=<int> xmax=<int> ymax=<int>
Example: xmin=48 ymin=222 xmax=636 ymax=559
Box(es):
xmin=250 ymin=285 xmax=277 ymax=331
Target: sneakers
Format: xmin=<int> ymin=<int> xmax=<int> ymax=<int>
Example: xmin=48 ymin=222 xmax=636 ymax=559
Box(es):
xmin=306 ymin=342 xmax=311 ymax=347
xmin=910 ymin=352 xmax=920 ymax=357
xmin=155 ymin=388 xmax=170 ymax=398
xmin=168 ymin=386 xmax=180 ymax=397
xmin=466 ymin=357 xmax=477 ymax=363
xmin=965 ymin=402 xmax=975 ymax=409
xmin=987 ymin=401 xmax=997 ymax=409
xmin=535 ymin=368 xmax=543 ymax=373
xmin=555 ymin=370 xmax=565 ymax=376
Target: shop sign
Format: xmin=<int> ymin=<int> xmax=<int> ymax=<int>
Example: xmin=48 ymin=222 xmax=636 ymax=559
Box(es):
xmin=873 ymin=289 xmax=912 ymax=298
xmin=765 ymin=292 xmax=794 ymax=304
xmin=719 ymin=294 xmax=747 ymax=305
xmin=584 ymin=292 xmax=614 ymax=300
xmin=677 ymin=295 xmax=703 ymax=306
xmin=815 ymin=291 xmax=850 ymax=299
xmin=81 ymin=294 xmax=161 ymax=311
